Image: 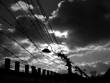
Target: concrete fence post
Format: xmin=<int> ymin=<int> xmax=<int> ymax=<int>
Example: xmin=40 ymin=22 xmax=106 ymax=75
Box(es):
xmin=5 ymin=58 xmax=11 ymax=70
xmin=15 ymin=61 xmax=20 ymax=72
xmin=25 ymin=64 xmax=29 ymax=73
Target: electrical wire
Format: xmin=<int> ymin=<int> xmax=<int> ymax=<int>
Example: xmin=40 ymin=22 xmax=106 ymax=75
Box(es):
xmin=23 ymin=0 xmax=56 ymax=44
xmin=0 ymin=45 xmax=24 ymax=62
xmin=17 ymin=0 xmax=58 ymax=53
xmin=24 ymin=0 xmax=59 ymax=53
xmin=15 ymin=0 xmax=51 ymax=44
xmin=13 ymin=0 xmax=55 ymax=53
xmin=0 ymin=16 xmax=36 ymax=57
xmin=0 ymin=32 xmax=34 ymax=57
xmin=0 ymin=15 xmax=44 ymax=56
xmin=25 ymin=0 xmax=55 ymax=44
xmin=0 ymin=0 xmax=59 ymax=55
xmin=0 ymin=0 xmax=40 ymax=52
xmin=35 ymin=0 xmax=60 ymax=44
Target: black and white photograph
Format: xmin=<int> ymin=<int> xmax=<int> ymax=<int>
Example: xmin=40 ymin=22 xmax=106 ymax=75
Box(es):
xmin=0 ymin=0 xmax=110 ymax=82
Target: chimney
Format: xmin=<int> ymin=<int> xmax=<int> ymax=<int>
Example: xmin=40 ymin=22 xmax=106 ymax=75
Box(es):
xmin=25 ymin=65 xmax=29 ymax=73
xmin=5 ymin=58 xmax=11 ymax=70
xmin=15 ymin=61 xmax=20 ymax=72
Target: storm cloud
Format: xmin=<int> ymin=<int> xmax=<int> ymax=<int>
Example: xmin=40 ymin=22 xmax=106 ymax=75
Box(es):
xmin=49 ymin=0 xmax=110 ymax=47
xmin=1 ymin=0 xmax=110 ymax=74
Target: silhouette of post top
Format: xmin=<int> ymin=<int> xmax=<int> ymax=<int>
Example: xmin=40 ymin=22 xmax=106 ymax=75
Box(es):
xmin=4 ymin=58 xmax=59 ymax=77
xmin=15 ymin=61 xmax=20 ymax=72
xmin=50 ymin=71 xmax=55 ymax=75
xmin=31 ymin=66 xmax=37 ymax=74
xmin=47 ymin=70 xmax=50 ymax=75
xmin=37 ymin=68 xmax=41 ymax=75
xmin=5 ymin=58 xmax=11 ymax=70
xmin=42 ymin=69 xmax=46 ymax=76
xmin=25 ymin=64 xmax=29 ymax=73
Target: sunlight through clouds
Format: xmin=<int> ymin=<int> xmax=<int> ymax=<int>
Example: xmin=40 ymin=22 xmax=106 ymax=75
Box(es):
xmin=34 ymin=14 xmax=46 ymax=22
xmin=10 ymin=1 xmax=34 ymax=12
xmin=9 ymin=38 xmax=68 ymax=72
xmin=39 ymin=43 xmax=70 ymax=54
xmin=48 ymin=30 xmax=69 ymax=38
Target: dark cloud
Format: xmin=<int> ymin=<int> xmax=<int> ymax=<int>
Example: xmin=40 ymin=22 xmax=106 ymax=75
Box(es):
xmin=39 ymin=0 xmax=61 ymax=15
xmin=15 ymin=16 xmax=50 ymax=43
xmin=0 ymin=15 xmax=51 ymax=43
xmin=50 ymin=0 xmax=110 ymax=47
xmin=0 ymin=0 xmax=60 ymax=44
xmin=0 ymin=0 xmax=59 ymax=61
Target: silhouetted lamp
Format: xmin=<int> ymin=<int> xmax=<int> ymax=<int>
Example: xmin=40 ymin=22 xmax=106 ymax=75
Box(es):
xmin=42 ymin=48 xmax=51 ymax=53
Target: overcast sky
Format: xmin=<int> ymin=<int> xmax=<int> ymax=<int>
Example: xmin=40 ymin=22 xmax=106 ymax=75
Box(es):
xmin=0 ymin=0 xmax=110 ymax=75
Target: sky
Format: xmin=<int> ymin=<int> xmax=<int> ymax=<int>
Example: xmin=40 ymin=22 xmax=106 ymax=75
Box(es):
xmin=0 ymin=0 xmax=110 ymax=75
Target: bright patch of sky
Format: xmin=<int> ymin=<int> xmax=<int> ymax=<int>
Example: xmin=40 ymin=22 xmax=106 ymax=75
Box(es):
xmin=48 ymin=30 xmax=69 ymax=38
xmin=10 ymin=1 xmax=33 ymax=12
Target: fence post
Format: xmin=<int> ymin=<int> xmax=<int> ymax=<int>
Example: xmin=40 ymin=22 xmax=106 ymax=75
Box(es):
xmin=25 ymin=64 xmax=29 ymax=73
xmin=5 ymin=58 xmax=11 ymax=70
xmin=47 ymin=70 xmax=50 ymax=76
xmin=37 ymin=68 xmax=41 ymax=76
xmin=31 ymin=66 xmax=37 ymax=74
xmin=42 ymin=69 xmax=46 ymax=76
xmin=15 ymin=61 xmax=20 ymax=72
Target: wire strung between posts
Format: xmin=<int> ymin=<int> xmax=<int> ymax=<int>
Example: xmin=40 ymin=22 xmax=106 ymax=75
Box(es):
xmin=24 ymin=0 xmax=56 ymax=44
xmin=0 ymin=0 xmax=41 ymax=52
xmin=24 ymin=0 xmax=60 ymax=52
xmin=0 ymin=16 xmax=35 ymax=57
xmin=14 ymin=0 xmax=51 ymax=45
xmin=35 ymin=0 xmax=57 ymax=43
xmin=0 ymin=16 xmax=13 ymax=27
xmin=28 ymin=0 xmax=54 ymax=44
xmin=13 ymin=0 xmax=55 ymax=53
xmin=23 ymin=0 xmax=55 ymax=45
xmin=16 ymin=0 xmax=57 ymax=52
xmin=0 ymin=16 xmax=44 ymax=57
xmin=0 ymin=0 xmax=57 ymax=54
xmin=35 ymin=0 xmax=60 ymax=44
xmin=35 ymin=0 xmax=62 ymax=53
xmin=0 ymin=32 xmax=34 ymax=57
xmin=0 ymin=45 xmax=24 ymax=62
